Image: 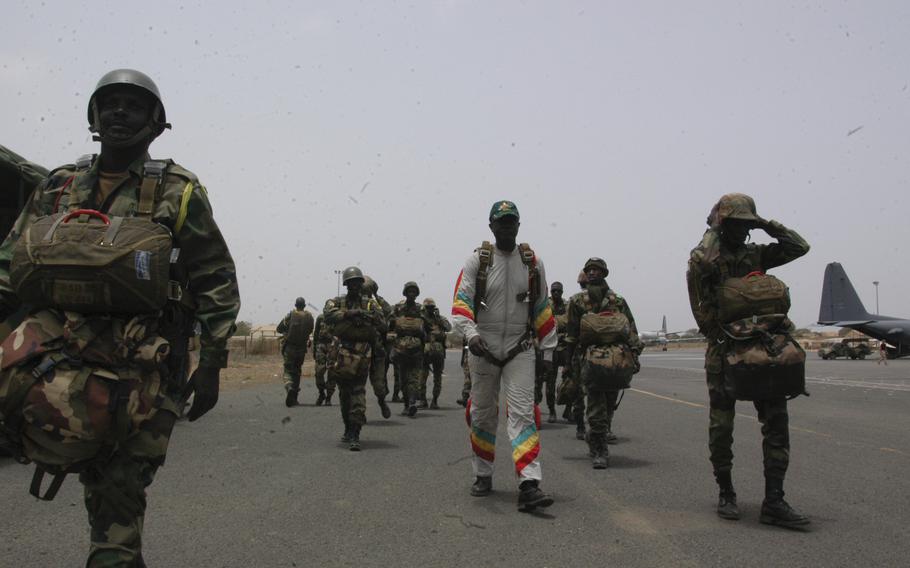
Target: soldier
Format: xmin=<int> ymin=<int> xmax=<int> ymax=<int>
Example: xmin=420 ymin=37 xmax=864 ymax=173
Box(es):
xmin=323 ymin=267 xmax=386 ymax=450
xmin=363 ymin=276 xmax=393 ymax=419
xmin=390 ymin=281 xmax=430 ymax=417
xmin=0 ymin=69 xmax=240 ymax=566
xmin=456 ymin=336 xmax=472 ymax=407
xmin=421 ymin=297 xmax=452 ymax=409
xmin=277 ymin=297 xmax=314 ymax=407
xmin=687 ymin=193 xmax=810 ymax=527
xmin=536 ymin=281 xmax=568 ymax=423
xmin=558 ymin=270 xmax=589 ymax=437
xmin=312 ymin=312 xmax=336 ymax=405
xmin=564 ymin=258 xmax=643 ymax=468
xmin=452 ymin=200 xmax=556 ymax=511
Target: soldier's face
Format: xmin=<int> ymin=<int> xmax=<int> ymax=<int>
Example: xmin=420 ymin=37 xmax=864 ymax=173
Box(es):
xmin=721 ymin=219 xmax=751 ymax=246
xmin=551 ymin=288 xmax=563 ymax=300
xmin=405 ymin=288 xmax=418 ymax=301
xmin=489 ymin=216 xmax=520 ymax=242
xmin=346 ymin=279 xmax=363 ymax=295
xmin=97 ymin=87 xmax=152 ymax=143
xmin=585 ymin=266 xmax=606 ymax=283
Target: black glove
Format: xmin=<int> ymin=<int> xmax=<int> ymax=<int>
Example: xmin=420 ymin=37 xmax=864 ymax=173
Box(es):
xmin=182 ymin=366 xmax=221 ymax=422
xmin=468 ymin=335 xmax=489 ymax=356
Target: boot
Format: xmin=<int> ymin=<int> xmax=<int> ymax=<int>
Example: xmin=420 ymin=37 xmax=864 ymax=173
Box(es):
xmin=605 ymin=414 xmax=618 ymax=444
xmin=517 ymin=480 xmax=554 ymax=511
xmin=547 ymin=406 xmax=557 ymax=424
xmin=285 ymin=389 xmax=299 ymax=408
xmin=324 ymin=391 xmax=333 ymax=406
xmin=760 ymin=478 xmax=809 ymax=528
xmin=407 ymin=395 xmax=418 ymax=418
xmin=378 ymin=398 xmax=391 ymax=419
xmin=340 ymin=424 xmax=352 ymax=444
xmin=315 ymin=389 xmax=326 ymax=406
xmin=430 ymin=397 xmax=439 ymax=410
xmin=591 ymin=437 xmax=609 ymax=470
xmin=471 ymin=476 xmax=492 ymax=497
xmin=715 ymin=471 xmax=740 ymax=520
xmin=456 ymin=391 xmax=469 ymax=407
xmin=562 ymin=405 xmax=574 ymax=423
xmin=348 ymin=424 xmax=361 ymax=451
xmin=391 ymin=390 xmax=401 ymax=403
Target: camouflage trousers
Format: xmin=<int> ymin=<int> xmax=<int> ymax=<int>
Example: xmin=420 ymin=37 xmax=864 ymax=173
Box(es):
xmin=395 ymin=353 xmax=423 ymax=404
xmin=420 ymin=351 xmax=445 ymax=400
xmin=282 ymin=347 xmax=307 ymax=393
xmin=586 ymin=389 xmax=619 ymax=440
xmin=706 ymin=371 xmax=789 ymax=480
xmin=314 ymin=344 xmax=336 ymax=394
xmin=369 ymin=351 xmax=389 ymax=400
xmin=535 ymin=360 xmax=558 ymax=411
xmin=331 ymin=372 xmax=368 ymax=427
xmin=81 ymin=405 xmax=178 ymax=568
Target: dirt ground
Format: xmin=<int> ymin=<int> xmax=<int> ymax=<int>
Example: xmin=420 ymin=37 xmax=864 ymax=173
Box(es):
xmin=220 ymin=353 xmax=312 ymax=392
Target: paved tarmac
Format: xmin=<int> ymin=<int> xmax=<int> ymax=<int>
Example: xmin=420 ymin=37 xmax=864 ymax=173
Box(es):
xmin=2 ymin=350 xmax=909 ymax=567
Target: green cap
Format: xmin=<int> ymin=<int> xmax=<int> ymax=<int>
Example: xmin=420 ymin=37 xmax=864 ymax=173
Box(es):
xmin=489 ymin=200 xmax=520 ymax=221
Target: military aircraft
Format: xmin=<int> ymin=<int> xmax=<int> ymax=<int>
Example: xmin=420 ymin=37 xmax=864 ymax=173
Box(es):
xmin=817 ymin=262 xmax=910 ymax=358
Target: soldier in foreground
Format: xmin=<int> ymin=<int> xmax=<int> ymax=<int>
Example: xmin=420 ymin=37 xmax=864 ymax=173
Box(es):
xmin=564 ymin=258 xmax=642 ymax=468
xmin=536 ymin=281 xmax=567 ymax=424
xmin=452 ymin=200 xmax=556 ymax=511
xmin=277 ymin=297 xmax=315 ymax=407
xmin=323 ymin=267 xmax=386 ymax=450
xmin=421 ymin=297 xmax=451 ymax=409
xmin=312 ymin=312 xmax=336 ymax=405
xmin=0 ymin=69 xmax=240 ymax=566
xmin=687 ymin=193 xmax=810 ymax=527
xmin=390 ymin=281 xmax=429 ymax=416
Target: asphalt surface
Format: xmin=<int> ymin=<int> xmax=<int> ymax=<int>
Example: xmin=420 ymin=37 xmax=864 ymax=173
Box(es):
xmin=2 ymin=350 xmax=909 ymax=567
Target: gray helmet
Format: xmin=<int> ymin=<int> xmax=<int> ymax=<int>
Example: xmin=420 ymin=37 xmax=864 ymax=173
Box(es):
xmin=87 ymin=69 xmax=171 ymax=146
xmin=295 ymin=297 xmax=306 ymax=309
xmin=583 ymin=257 xmax=609 ymax=276
xmin=342 ymin=266 xmax=364 ymax=285
xmin=363 ymin=276 xmax=378 ymax=295
xmin=402 ymin=281 xmax=420 ymax=295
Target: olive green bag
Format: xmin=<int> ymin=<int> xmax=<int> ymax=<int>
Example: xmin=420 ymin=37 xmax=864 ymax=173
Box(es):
xmin=717 ymin=272 xmax=790 ymax=324
xmin=581 ymin=344 xmax=637 ymax=391
xmin=579 ymin=312 xmax=631 ymax=347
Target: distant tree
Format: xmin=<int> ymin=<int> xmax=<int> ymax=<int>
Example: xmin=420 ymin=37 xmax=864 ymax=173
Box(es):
xmin=233 ymin=321 xmax=252 ymax=337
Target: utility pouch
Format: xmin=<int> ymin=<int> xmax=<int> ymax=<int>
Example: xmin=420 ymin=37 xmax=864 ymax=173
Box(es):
xmin=581 ymin=344 xmax=637 ymax=391
xmin=579 ymin=311 xmax=631 ymax=347
xmin=329 ymin=341 xmax=371 ymax=381
xmin=722 ymin=315 xmax=806 ymax=400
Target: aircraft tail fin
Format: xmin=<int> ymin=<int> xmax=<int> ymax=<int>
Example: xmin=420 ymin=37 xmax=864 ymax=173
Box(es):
xmin=818 ymin=262 xmax=871 ymax=323
xmin=661 ymin=315 xmax=667 ymax=334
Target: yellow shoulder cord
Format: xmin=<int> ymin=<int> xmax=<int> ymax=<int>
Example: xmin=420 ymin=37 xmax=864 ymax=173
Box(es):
xmin=174 ymin=182 xmax=195 ymax=233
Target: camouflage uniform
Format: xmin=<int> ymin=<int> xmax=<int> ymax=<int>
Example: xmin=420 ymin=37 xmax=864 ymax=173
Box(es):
xmin=0 ymin=154 xmax=239 ymax=566
xmin=323 ymin=295 xmax=385 ymax=429
xmin=420 ymin=302 xmax=451 ymax=408
xmin=277 ymin=307 xmax=314 ymax=402
xmin=536 ymin=295 xmax=567 ymax=419
xmin=370 ymin=292 xmax=393 ymax=402
xmin=312 ymin=314 xmax=337 ymax=403
xmin=458 ymin=338 xmax=472 ymax=406
xmin=565 ymin=282 xmax=642 ymax=460
xmin=687 ymin=193 xmax=810 ymax=523
xmin=390 ymin=300 xmax=430 ymax=414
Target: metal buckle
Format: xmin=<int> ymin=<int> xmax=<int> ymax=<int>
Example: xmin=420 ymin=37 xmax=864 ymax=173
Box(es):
xmin=167 ymin=280 xmax=183 ymax=302
xmin=143 ymin=160 xmax=167 ymax=178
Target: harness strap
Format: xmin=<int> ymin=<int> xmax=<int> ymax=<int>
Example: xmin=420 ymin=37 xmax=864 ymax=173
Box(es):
xmin=482 ymin=337 xmax=532 ymax=368
xmin=475 ymin=241 xmax=493 ymax=317
xmin=29 ymin=467 xmax=67 ymax=501
xmin=137 ymin=160 xmax=168 ymax=217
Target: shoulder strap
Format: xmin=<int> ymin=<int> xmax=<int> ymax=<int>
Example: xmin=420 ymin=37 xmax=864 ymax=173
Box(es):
xmin=474 ymin=241 xmax=494 ymax=317
xmin=519 ymin=243 xmax=541 ymax=332
xmin=137 ymin=160 xmax=168 ymax=217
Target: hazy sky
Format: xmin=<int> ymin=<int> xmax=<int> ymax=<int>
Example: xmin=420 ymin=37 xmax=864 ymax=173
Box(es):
xmin=3 ymin=1 xmax=908 ymax=330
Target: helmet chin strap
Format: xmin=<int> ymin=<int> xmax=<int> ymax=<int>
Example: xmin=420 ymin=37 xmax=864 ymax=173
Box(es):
xmin=89 ymin=102 xmax=171 ymax=149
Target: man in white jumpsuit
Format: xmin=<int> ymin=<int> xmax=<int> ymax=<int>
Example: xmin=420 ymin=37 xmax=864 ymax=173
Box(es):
xmin=452 ymin=200 xmax=558 ymax=511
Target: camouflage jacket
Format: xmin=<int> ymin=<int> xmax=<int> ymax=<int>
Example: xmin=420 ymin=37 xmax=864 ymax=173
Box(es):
xmin=686 ymin=220 xmax=810 ymax=341
xmin=323 ymin=294 xmax=386 ymax=345
xmin=422 ymin=309 xmax=452 ymax=346
xmin=277 ymin=308 xmax=314 ymax=349
xmin=313 ymin=313 xmax=333 ymax=345
xmin=565 ymin=283 xmax=643 ymax=354
xmin=390 ymin=300 xmax=431 ymax=344
xmin=550 ymin=296 xmax=569 ymax=349
xmin=0 ymin=154 xmax=240 ymax=368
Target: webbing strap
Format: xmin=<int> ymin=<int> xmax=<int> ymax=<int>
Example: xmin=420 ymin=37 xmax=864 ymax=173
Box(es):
xmin=474 ymin=241 xmax=493 ymax=318
xmin=30 ymin=467 xmax=67 ymax=501
xmin=482 ymin=337 xmax=532 ymax=368
xmin=137 ymin=160 xmax=167 ymax=217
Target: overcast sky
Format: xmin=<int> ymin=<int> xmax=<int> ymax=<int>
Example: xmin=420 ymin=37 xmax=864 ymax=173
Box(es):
xmin=3 ymin=1 xmax=908 ymax=330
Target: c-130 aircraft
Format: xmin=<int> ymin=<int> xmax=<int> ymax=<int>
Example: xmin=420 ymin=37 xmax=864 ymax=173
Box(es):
xmin=818 ymin=262 xmax=910 ymax=359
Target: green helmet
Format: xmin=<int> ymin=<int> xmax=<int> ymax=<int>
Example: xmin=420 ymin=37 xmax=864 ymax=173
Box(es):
xmin=583 ymin=257 xmax=609 ymax=276
xmin=707 ymin=193 xmax=764 ymax=228
xmin=342 ymin=266 xmax=364 ymax=285
xmin=423 ymin=297 xmax=436 ymax=307
xmin=87 ymin=69 xmax=171 ymax=147
xmin=402 ymin=281 xmax=420 ymax=295
xmin=363 ymin=276 xmax=378 ymax=295
xmin=295 ymin=297 xmax=306 ymax=309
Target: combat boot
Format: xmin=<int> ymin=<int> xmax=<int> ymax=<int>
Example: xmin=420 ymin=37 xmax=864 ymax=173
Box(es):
xmin=349 ymin=425 xmax=361 ymax=451
xmin=562 ymin=405 xmax=574 ymax=423
xmin=285 ymin=389 xmax=299 ymax=408
xmin=760 ymin=479 xmax=809 ymax=528
xmin=378 ymin=397 xmax=391 ymax=419
xmin=340 ymin=424 xmax=352 ymax=444
xmin=324 ymin=391 xmax=333 ymax=406
xmin=315 ymin=389 xmax=326 ymax=406
xmin=714 ymin=471 xmax=740 ymax=520
xmin=430 ymin=397 xmax=439 ymax=410
xmin=407 ymin=395 xmax=418 ymax=418
xmin=391 ymin=390 xmax=401 ymax=403
xmin=547 ymin=406 xmax=557 ymax=424
xmin=592 ymin=438 xmax=609 ymax=470
xmin=517 ymin=480 xmax=554 ymax=512
xmin=471 ymin=476 xmax=492 ymax=497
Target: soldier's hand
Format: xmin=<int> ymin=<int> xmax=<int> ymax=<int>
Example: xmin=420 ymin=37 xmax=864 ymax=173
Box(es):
xmin=182 ymin=366 xmax=221 ymax=421
xmin=468 ymin=335 xmax=489 ymax=356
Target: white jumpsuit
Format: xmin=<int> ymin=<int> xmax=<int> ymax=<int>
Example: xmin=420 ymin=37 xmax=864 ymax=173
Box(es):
xmin=453 ymin=244 xmax=557 ymax=483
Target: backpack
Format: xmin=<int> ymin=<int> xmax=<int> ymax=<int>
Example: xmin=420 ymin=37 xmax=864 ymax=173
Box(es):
xmin=284 ymin=310 xmax=313 ymax=348
xmin=721 ymin=314 xmax=806 ymax=400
